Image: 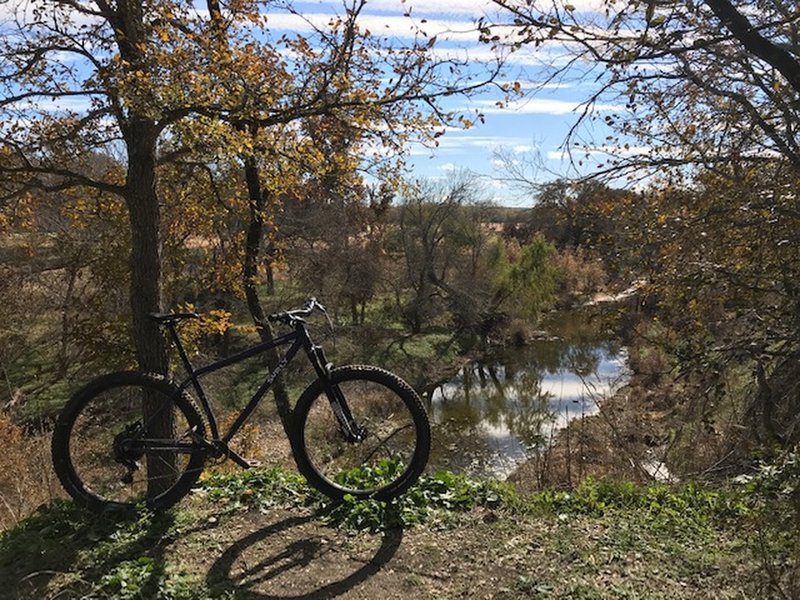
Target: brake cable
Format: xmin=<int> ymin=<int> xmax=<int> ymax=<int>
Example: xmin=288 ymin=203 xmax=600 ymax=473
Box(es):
xmin=315 ymin=300 xmax=337 ymax=363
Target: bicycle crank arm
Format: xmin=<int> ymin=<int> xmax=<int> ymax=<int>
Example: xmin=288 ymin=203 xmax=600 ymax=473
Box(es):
xmin=206 ymin=440 xmax=260 ymax=469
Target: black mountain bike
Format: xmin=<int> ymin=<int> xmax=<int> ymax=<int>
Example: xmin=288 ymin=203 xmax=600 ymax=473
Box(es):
xmin=51 ymin=298 xmax=431 ymax=512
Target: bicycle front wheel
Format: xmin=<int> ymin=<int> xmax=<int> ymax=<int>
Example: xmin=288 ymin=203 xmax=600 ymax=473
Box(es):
xmin=52 ymin=371 xmax=206 ymax=512
xmin=291 ymin=365 xmax=430 ymax=500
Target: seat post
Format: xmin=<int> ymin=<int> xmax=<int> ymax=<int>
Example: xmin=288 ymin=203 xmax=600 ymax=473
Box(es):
xmin=162 ymin=319 xmax=221 ymax=439
xmin=165 ymin=322 xmax=196 ymax=376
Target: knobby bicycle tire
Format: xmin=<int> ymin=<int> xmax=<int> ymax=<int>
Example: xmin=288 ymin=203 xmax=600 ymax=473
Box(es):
xmin=290 ymin=365 xmax=430 ymax=500
xmin=51 ymin=371 xmax=207 ymax=512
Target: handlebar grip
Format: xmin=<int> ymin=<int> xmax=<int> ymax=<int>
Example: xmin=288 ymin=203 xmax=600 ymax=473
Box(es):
xmin=268 ymin=298 xmax=325 ymax=325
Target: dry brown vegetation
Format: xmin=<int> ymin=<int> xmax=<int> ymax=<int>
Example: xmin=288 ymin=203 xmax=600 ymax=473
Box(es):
xmin=0 ymin=415 xmax=63 ymax=529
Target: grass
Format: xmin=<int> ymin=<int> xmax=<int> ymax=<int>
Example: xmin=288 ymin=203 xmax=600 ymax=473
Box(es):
xmin=0 ymin=466 xmax=779 ymax=599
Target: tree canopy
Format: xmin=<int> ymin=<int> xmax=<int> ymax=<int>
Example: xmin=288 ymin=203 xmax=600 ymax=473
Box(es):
xmin=488 ymin=0 xmax=800 ymax=179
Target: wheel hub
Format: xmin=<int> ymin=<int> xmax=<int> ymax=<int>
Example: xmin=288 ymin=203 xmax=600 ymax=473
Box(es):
xmin=345 ymin=424 xmax=367 ymax=444
xmin=113 ymin=422 xmax=145 ymax=472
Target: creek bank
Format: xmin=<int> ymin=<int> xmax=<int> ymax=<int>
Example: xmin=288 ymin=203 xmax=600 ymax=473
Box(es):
xmin=507 ymin=374 xmax=674 ymax=494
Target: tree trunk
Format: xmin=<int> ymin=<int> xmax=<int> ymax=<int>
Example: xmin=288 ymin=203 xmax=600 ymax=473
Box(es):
xmin=125 ymin=122 xmax=173 ymax=496
xmin=243 ymin=157 xmax=292 ymax=436
xmin=58 ymin=263 xmax=79 ymax=378
xmin=265 ymin=259 xmax=275 ymax=296
xmin=753 ymin=352 xmax=800 ymax=445
xmin=205 ymin=0 xmax=290 ymax=432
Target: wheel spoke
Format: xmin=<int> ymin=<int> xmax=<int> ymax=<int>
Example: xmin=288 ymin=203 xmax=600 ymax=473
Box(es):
xmin=360 ymin=422 xmax=415 ymax=465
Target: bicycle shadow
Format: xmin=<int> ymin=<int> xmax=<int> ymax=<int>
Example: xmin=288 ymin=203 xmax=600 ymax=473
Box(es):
xmin=206 ymin=513 xmax=403 ymax=599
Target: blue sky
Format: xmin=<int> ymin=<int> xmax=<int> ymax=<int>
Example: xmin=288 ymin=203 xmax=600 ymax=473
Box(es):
xmin=278 ymin=0 xmax=630 ymax=205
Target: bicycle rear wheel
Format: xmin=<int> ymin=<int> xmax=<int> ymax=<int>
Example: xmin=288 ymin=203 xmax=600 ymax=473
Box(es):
xmin=51 ymin=371 xmax=206 ymax=512
xmin=291 ymin=365 xmax=430 ymax=500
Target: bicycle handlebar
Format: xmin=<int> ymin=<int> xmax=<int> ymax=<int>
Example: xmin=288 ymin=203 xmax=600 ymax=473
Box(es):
xmin=267 ymin=297 xmax=326 ymax=325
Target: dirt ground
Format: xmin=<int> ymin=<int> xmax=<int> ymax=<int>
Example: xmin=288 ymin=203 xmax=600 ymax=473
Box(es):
xmin=160 ymin=502 xmax=751 ymax=600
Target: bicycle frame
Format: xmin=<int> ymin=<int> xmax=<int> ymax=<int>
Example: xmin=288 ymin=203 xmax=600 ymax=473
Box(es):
xmin=162 ymin=319 xmax=333 ymax=468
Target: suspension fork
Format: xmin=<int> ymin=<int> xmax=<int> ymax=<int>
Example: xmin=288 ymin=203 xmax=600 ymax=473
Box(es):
xmin=309 ymin=344 xmax=365 ymax=443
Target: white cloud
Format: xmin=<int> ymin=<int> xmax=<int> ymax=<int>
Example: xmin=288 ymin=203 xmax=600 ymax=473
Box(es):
xmin=547 ymin=144 xmax=651 ymax=161
xmin=1 ymin=0 xmax=104 ymax=31
xmin=585 ymin=144 xmax=652 ymax=157
xmin=476 ymin=97 xmax=622 ymax=115
xmin=405 ymin=131 xmax=538 ymax=160
xmin=311 ymin=0 xmax=615 ymax=17
xmin=357 ymin=14 xmax=483 ymax=41
xmin=541 ymin=0 xmax=619 ymax=12
xmin=437 ymin=134 xmax=526 ymax=148
xmin=496 ymin=78 xmax=574 ymax=91
xmin=7 ymin=93 xmax=99 ymax=116
xmin=406 ymin=134 xmax=497 ymax=156
xmin=547 ymin=150 xmax=568 ymax=161
xmin=265 ymin=12 xmax=487 ymax=43
xmin=308 ymin=0 xmax=497 ymax=17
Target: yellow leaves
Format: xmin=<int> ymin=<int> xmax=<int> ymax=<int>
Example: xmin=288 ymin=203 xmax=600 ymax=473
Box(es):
xmin=171 ymin=305 xmax=234 ymax=356
xmin=204 ymin=309 xmax=233 ymax=335
xmin=236 ymin=323 xmax=258 ymax=335
xmin=63 ymin=192 xmax=127 ymax=232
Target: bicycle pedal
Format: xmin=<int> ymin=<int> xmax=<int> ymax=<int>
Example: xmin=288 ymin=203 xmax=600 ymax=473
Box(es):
xmin=244 ymin=459 xmax=262 ymax=468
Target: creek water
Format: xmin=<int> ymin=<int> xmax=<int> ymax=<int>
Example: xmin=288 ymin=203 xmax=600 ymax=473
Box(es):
xmin=424 ymin=310 xmax=627 ymax=479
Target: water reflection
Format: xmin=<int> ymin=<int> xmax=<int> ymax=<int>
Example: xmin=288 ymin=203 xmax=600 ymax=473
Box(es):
xmin=425 ymin=313 xmax=627 ymax=478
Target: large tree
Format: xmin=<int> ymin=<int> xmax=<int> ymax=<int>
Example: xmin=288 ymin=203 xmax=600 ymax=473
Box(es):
xmin=175 ymin=0 xmax=503 ymax=430
xmin=0 ymin=0 xmax=211 ymax=490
